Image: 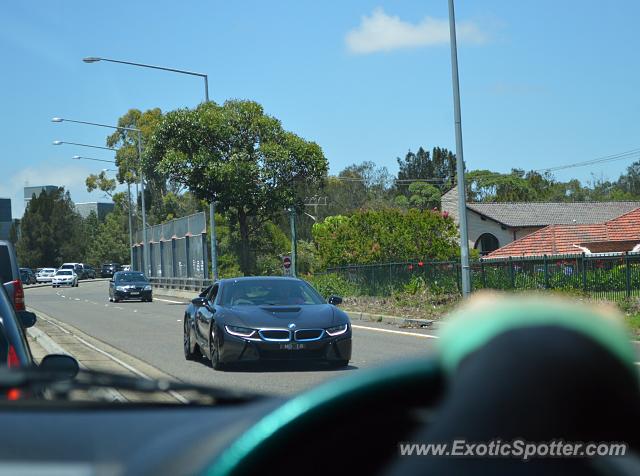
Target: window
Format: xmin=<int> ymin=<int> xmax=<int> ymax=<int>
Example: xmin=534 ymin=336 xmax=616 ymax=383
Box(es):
xmin=474 ymin=233 xmax=499 ymax=255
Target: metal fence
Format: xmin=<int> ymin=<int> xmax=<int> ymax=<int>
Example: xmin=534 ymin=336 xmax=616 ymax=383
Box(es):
xmin=323 ymin=252 xmax=640 ymax=300
xmin=132 ymin=212 xmax=209 ymax=279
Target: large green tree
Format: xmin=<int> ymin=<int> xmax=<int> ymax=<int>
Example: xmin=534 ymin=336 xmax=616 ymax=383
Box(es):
xmin=147 ymin=100 xmax=328 ymax=274
xmin=17 ymin=188 xmax=85 ymax=268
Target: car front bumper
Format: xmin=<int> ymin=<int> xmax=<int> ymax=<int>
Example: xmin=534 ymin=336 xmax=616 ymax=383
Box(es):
xmin=219 ymin=331 xmax=352 ymax=363
xmin=52 ymin=280 xmax=74 ymax=286
xmin=37 ymin=277 xmax=53 ymax=282
xmin=113 ymin=290 xmax=152 ymax=300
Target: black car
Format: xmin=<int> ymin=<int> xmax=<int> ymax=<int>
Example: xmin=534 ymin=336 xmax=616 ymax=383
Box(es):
xmin=101 ymin=263 xmax=121 ymax=278
xmin=83 ymin=266 xmax=96 ymax=279
xmin=183 ymin=277 xmax=351 ymax=370
xmin=19 ymin=268 xmax=36 ymax=285
xmin=109 ymin=271 xmax=153 ymax=302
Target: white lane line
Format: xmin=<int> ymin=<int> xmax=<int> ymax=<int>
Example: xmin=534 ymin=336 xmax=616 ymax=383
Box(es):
xmin=114 ymin=306 xmax=124 ymax=310
xmin=154 ymin=297 xmax=187 ymax=304
xmin=74 ymin=298 xmax=80 ymax=301
xmin=351 ymin=324 xmax=439 ymax=339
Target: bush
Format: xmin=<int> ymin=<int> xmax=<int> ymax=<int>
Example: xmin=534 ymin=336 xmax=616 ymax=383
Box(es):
xmin=306 ymin=273 xmax=357 ymax=298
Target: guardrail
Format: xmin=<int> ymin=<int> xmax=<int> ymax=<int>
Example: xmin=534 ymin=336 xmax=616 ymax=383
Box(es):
xmin=149 ymin=277 xmax=213 ymax=292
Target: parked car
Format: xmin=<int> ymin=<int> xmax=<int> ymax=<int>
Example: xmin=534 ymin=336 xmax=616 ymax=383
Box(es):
xmin=52 ymin=270 xmax=78 ymax=288
xmin=36 ymin=268 xmax=57 ymax=283
xmin=122 ymin=264 xmax=131 ymax=272
xmin=101 ymin=263 xmax=121 ymax=278
xmin=108 ymin=271 xmax=152 ymax=302
xmin=0 ymin=241 xmax=36 ymax=370
xmin=83 ymin=266 xmax=96 ymax=279
xmin=19 ymin=268 xmax=36 ymax=285
xmin=183 ymin=277 xmax=351 ymax=370
xmin=0 ymin=241 xmax=25 ymax=312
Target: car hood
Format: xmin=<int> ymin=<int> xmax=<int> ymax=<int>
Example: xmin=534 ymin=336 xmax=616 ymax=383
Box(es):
xmin=222 ymin=304 xmax=340 ymax=329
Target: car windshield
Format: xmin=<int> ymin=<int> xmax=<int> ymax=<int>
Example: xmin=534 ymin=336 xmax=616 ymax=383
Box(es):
xmin=117 ymin=273 xmax=147 ymax=283
xmin=219 ymin=279 xmax=324 ymax=306
xmin=56 ymin=271 xmax=72 ymax=276
xmin=60 ymin=265 xmax=74 ymax=270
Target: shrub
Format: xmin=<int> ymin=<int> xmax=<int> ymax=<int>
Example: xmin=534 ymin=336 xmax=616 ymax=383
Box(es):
xmin=306 ymin=273 xmax=357 ymax=298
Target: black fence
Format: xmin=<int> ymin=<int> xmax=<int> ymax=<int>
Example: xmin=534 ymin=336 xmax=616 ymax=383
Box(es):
xmin=323 ymin=252 xmax=640 ymax=300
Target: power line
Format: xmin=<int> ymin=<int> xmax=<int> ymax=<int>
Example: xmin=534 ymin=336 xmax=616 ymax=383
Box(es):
xmin=535 ymin=148 xmax=640 ymax=173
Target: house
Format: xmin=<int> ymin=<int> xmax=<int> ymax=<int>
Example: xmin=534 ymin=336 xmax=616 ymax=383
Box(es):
xmin=486 ymin=207 xmax=640 ymax=258
xmin=441 ymin=187 xmax=640 ymax=255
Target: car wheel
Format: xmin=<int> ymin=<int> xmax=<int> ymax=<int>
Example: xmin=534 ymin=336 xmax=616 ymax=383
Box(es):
xmin=113 ymin=298 xmax=120 ymax=303
xmin=183 ymin=318 xmax=198 ymax=361
xmin=209 ymin=325 xmax=225 ymax=370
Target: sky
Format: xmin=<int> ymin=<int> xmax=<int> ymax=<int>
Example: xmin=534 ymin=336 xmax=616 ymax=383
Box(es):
xmin=2 ymin=0 xmax=640 ymax=218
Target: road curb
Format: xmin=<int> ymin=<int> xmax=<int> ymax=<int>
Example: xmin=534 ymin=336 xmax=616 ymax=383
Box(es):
xmin=345 ymin=310 xmax=436 ymax=329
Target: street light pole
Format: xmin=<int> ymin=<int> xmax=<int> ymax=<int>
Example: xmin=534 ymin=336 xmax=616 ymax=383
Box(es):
xmin=448 ymin=0 xmax=472 ymax=298
xmin=53 ymin=117 xmax=147 ymax=273
xmin=83 ymin=57 xmax=217 ymax=280
xmin=289 ymin=208 xmax=297 ymax=278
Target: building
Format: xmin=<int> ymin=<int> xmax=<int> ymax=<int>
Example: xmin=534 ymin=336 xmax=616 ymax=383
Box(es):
xmin=486 ymin=207 xmax=640 ymax=258
xmin=0 ymin=198 xmax=11 ymax=240
xmin=24 ymin=185 xmax=58 ymax=209
xmin=441 ymin=187 xmax=640 ymax=255
xmin=75 ymin=202 xmax=115 ymax=222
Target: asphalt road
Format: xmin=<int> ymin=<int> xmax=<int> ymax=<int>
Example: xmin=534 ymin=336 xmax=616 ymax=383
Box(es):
xmin=25 ymin=281 xmax=437 ymax=396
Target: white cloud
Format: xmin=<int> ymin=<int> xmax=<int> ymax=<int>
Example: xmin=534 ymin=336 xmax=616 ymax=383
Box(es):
xmin=346 ymin=8 xmax=488 ymax=54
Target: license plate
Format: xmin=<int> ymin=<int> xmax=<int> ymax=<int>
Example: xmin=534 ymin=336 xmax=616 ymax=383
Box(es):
xmin=279 ymin=343 xmax=306 ymax=350
xmin=130 ymin=292 xmax=140 ymax=296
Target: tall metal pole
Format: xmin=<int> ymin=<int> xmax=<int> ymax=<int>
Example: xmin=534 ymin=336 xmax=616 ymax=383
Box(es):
xmin=202 ymin=76 xmax=219 ymax=281
xmin=127 ymin=181 xmax=134 ymax=267
xmin=448 ymin=0 xmax=471 ymax=298
xmin=209 ymin=201 xmax=219 ymax=280
xmin=137 ymin=130 xmax=149 ymax=276
xmin=289 ymin=208 xmax=297 ymax=277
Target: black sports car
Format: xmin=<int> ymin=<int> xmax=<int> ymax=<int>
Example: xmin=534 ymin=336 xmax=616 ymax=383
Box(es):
xmin=183 ymin=277 xmax=351 ymax=369
xmin=108 ymin=271 xmax=153 ymax=302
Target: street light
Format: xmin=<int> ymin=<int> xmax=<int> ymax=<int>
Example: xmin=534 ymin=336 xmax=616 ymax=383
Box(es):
xmin=65 ymin=153 xmax=135 ymax=268
xmin=53 ymin=116 xmax=149 ymax=275
xmin=83 ymin=56 xmax=218 ymax=280
xmin=448 ymin=0 xmax=472 ymax=298
xmin=53 ymin=140 xmax=116 ymax=152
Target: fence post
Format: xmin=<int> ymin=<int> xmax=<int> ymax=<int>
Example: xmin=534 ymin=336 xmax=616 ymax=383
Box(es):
xmin=543 ymin=255 xmax=549 ymax=289
xmin=581 ymin=253 xmax=587 ymax=293
xmin=509 ymin=257 xmax=515 ymax=289
xmin=455 ymin=262 xmax=461 ymax=294
xmin=625 ymin=252 xmax=631 ymax=299
xmin=481 ymin=260 xmax=487 ymax=288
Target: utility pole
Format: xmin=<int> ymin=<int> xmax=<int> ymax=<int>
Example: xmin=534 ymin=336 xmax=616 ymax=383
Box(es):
xmin=289 ymin=208 xmax=297 ymax=277
xmin=448 ymin=0 xmax=472 ymax=298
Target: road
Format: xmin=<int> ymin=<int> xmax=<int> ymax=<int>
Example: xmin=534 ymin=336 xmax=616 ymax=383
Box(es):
xmin=25 ymin=281 xmax=438 ymax=396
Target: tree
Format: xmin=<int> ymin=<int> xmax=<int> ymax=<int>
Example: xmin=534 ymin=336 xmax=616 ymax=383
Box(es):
xmin=312 ymin=208 xmax=459 ymax=268
xmin=16 ymin=188 xmax=85 ymax=268
xmin=85 ymin=213 xmax=130 ymax=266
xmin=407 ymin=182 xmax=442 ymax=210
xmin=397 ymin=146 xmax=456 ymax=191
xmin=148 ymin=100 xmax=328 ymax=274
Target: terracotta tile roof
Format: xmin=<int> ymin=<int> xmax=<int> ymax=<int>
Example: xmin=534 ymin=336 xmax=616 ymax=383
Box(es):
xmin=486 ymin=207 xmax=640 ymax=258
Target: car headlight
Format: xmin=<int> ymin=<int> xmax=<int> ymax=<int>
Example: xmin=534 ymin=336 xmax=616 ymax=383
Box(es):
xmin=116 ymin=286 xmax=127 ymax=291
xmin=326 ymin=323 xmax=349 ymax=336
xmin=144 ymin=285 xmax=152 ymax=291
xmin=224 ymin=325 xmax=257 ymax=338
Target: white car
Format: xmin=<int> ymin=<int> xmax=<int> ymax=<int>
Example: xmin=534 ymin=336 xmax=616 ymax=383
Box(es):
xmin=36 ymin=268 xmax=57 ymax=283
xmin=52 ymin=270 xmax=78 ymax=288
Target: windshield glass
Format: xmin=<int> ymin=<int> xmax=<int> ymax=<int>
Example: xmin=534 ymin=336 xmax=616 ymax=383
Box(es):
xmin=60 ymin=265 xmax=74 ymax=270
xmin=56 ymin=271 xmax=72 ymax=276
xmin=116 ymin=273 xmax=147 ymax=283
xmin=219 ymin=279 xmax=324 ymax=306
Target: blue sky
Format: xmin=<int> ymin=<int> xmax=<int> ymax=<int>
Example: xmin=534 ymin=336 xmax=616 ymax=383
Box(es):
xmin=2 ymin=1 xmax=640 ymax=218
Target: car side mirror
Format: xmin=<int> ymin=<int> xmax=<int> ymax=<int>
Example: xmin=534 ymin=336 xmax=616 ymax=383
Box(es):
xmin=192 ymin=297 xmax=209 ymax=307
xmin=39 ymin=354 xmax=79 ymax=379
xmin=328 ymin=295 xmax=343 ymax=305
xmin=17 ymin=310 xmax=37 ymax=329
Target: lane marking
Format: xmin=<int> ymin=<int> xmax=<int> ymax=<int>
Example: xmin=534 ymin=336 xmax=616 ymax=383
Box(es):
xmin=154 ymin=297 xmax=187 ymax=304
xmin=351 ymin=324 xmax=438 ymax=339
